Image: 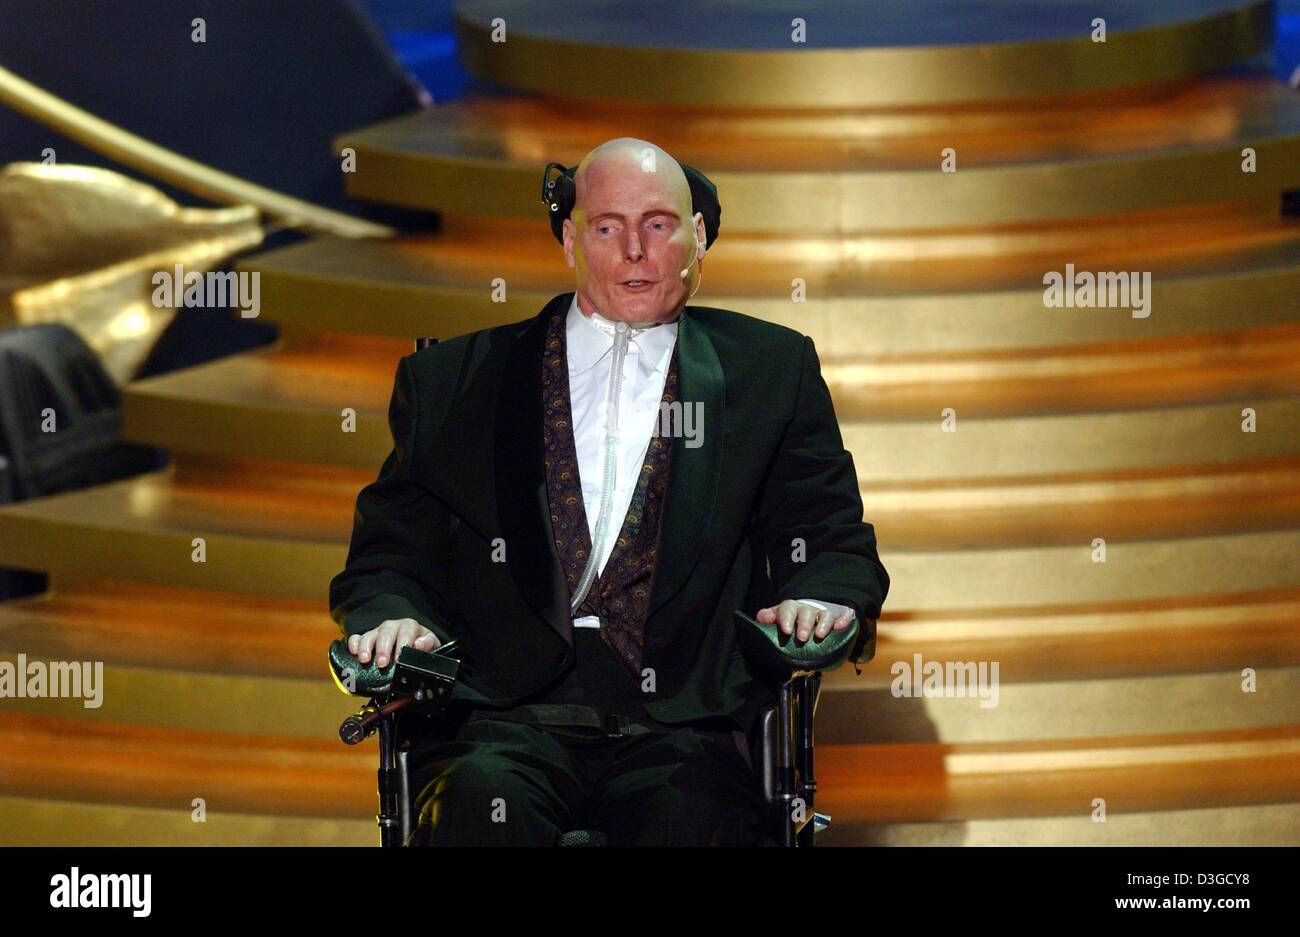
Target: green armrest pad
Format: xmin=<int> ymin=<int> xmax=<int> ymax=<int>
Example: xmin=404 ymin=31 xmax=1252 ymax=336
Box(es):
xmin=733 ymin=610 xmax=861 ymax=674
xmin=328 ymin=639 xmax=396 ymax=697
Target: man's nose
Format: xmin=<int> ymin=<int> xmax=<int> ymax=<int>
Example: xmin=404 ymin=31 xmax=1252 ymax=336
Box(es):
xmin=623 ymin=229 xmax=644 ymax=261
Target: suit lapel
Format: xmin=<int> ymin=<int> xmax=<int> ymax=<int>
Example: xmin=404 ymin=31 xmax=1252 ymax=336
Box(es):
xmin=493 ymin=295 xmax=726 ymax=645
xmin=648 ymin=308 xmax=725 ymax=617
xmin=494 ymin=293 xmax=572 ymax=646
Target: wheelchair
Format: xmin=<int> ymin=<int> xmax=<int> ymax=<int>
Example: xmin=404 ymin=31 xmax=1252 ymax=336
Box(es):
xmin=329 ymin=610 xmax=874 ymax=847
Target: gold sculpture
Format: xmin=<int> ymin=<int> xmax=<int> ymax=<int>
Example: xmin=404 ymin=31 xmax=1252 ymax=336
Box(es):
xmin=0 ymin=161 xmax=263 ymax=383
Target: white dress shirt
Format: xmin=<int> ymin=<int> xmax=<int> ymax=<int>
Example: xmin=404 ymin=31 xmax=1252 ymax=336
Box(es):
xmin=563 ymin=294 xmax=855 ymax=629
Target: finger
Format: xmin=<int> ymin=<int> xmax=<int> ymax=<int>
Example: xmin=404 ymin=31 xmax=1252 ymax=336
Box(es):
xmin=399 ymin=623 xmax=440 ymax=655
xmin=756 ymin=607 xmax=777 ymax=623
xmin=813 ymin=608 xmax=834 ymax=639
xmin=832 ymin=614 xmax=852 ymax=632
xmin=355 ymin=629 xmax=378 ymax=664
xmin=373 ymin=623 xmax=399 ymax=668
xmin=347 ymin=633 xmax=359 ymax=654
xmin=794 ymin=605 xmax=817 ymax=641
xmin=392 ymin=621 xmax=420 ymax=660
xmin=777 ymin=602 xmax=797 ymax=635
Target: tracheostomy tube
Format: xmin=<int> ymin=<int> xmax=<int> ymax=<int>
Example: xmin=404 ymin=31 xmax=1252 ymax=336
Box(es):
xmin=570 ymin=320 xmax=631 ymax=613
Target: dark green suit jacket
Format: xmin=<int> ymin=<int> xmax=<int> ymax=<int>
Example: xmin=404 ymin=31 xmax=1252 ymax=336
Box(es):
xmin=329 ymin=292 xmax=890 ymax=736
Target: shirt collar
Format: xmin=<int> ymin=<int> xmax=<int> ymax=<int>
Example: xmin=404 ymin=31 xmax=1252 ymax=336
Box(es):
xmin=565 ymin=293 xmax=679 ymax=376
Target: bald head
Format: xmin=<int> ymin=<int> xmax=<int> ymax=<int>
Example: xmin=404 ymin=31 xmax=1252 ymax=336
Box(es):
xmin=562 ymin=137 xmax=706 ymax=325
xmin=573 ymin=138 xmax=693 ymax=227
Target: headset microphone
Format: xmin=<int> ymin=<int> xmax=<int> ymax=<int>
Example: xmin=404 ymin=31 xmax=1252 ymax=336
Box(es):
xmin=681 ymin=237 xmax=705 ymax=278
xmin=681 ymin=238 xmax=705 ymax=299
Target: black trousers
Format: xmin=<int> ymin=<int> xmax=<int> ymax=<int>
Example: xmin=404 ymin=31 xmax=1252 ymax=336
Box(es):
xmin=404 ymin=714 xmax=774 ymax=846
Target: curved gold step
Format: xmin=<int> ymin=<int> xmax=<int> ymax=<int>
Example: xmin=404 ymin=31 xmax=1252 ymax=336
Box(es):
xmin=0 ymin=714 xmax=370 ymax=818
xmin=865 ymin=455 xmax=1300 ymax=549
xmin=2 ymin=713 xmax=1292 ymax=825
xmin=124 ymin=341 xmax=399 ymax=468
xmin=826 ymin=802 xmax=1300 ymax=846
xmin=335 ymin=77 xmax=1300 ymax=229
xmin=822 ymin=589 xmax=1300 ymax=740
xmin=887 ymin=528 xmax=1299 ymax=611
xmin=814 ymin=665 xmax=1300 ymax=745
xmin=0 ymin=580 xmax=330 ymax=680
xmin=3 ymin=580 xmax=1294 ymax=743
xmin=0 ymin=652 xmax=346 ymax=740
xmin=121 ymin=333 xmax=1300 ymax=467
xmin=452 ymin=0 xmax=1270 ymax=108
xmin=0 ymin=580 xmax=352 ymax=739
xmin=0 ymin=460 xmax=357 ymax=598
xmin=349 ymin=75 xmax=1295 ymax=174
xmin=818 ymin=725 xmax=1300 ymax=823
xmin=3 ymin=794 xmax=1289 ymax=846
xmin=0 ymin=795 xmax=375 ymax=846
xmin=240 ymin=223 xmax=1300 ymax=351
xmin=846 ymin=397 xmax=1300 ymax=483
xmin=368 ymin=199 xmax=1300 ymax=293
xmin=0 ymin=580 xmax=1273 ymax=685
xmin=851 ymin=589 xmax=1300 ymax=684
xmin=826 ymin=325 xmax=1300 ymax=420
xmin=0 ymin=458 xmax=1295 ymax=592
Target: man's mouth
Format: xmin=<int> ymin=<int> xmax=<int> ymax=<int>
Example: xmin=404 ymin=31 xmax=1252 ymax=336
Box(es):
xmin=620 ymin=279 xmax=656 ymax=291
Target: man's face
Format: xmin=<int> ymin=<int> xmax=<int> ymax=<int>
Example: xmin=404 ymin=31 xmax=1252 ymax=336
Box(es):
xmin=563 ymin=154 xmax=704 ymax=324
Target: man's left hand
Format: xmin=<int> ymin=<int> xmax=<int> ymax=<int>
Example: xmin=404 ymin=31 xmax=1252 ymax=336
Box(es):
xmin=756 ymin=599 xmax=853 ymax=642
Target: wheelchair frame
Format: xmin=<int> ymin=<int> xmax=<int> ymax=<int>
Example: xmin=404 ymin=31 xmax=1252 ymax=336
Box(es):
xmin=339 ymin=666 xmax=831 ymax=847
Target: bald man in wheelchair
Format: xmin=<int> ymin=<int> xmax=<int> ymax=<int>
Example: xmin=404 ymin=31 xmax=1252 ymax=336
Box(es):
xmin=330 ymin=138 xmax=889 ymax=846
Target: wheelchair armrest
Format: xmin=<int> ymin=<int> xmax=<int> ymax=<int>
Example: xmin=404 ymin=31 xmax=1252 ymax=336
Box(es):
xmin=733 ymin=610 xmax=866 ymax=675
xmin=328 ymin=638 xmax=461 ymax=706
xmin=329 ymin=639 xmax=397 ymax=697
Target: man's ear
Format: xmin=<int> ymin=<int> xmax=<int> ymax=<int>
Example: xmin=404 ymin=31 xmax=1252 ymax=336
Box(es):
xmin=562 ymin=217 xmax=577 ymax=268
xmin=693 ymin=211 xmax=706 ymax=258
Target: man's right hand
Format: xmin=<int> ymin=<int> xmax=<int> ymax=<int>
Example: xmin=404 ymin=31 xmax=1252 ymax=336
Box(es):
xmin=347 ymin=618 xmax=441 ymax=669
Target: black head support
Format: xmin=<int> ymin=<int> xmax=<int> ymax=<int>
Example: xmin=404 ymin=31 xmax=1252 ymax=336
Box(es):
xmin=541 ymin=159 xmax=721 ymax=249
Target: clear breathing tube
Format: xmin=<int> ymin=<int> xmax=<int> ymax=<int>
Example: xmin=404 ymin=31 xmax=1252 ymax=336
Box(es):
xmin=570 ymin=320 xmax=631 ymax=613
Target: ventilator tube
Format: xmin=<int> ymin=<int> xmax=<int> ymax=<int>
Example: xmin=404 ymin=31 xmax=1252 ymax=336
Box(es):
xmin=569 ymin=320 xmax=631 ymax=613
